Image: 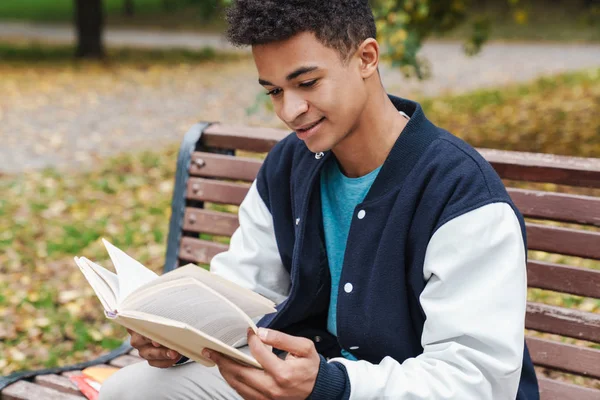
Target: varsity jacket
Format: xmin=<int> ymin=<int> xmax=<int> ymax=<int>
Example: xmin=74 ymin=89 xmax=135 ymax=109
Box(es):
xmin=210 ymin=96 xmax=540 ymax=399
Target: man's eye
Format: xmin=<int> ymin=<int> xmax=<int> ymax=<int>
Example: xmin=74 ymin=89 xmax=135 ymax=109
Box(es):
xmin=266 ymin=88 xmax=282 ymax=96
xmin=300 ymin=80 xmax=317 ymax=88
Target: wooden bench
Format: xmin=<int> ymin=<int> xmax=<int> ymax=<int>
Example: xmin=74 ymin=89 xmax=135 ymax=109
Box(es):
xmin=2 ymin=122 xmax=599 ymax=399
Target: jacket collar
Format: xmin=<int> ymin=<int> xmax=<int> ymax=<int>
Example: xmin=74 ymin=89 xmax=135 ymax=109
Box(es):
xmin=366 ymin=95 xmax=440 ymax=201
xmin=302 ymin=95 xmax=440 ymax=202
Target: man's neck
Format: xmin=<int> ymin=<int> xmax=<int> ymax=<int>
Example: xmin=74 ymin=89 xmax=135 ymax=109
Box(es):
xmin=332 ymin=90 xmax=408 ymax=178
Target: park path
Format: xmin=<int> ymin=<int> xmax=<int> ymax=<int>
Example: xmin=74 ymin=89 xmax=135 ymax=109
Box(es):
xmin=0 ymin=21 xmax=238 ymax=51
xmin=0 ymin=22 xmax=599 ymax=174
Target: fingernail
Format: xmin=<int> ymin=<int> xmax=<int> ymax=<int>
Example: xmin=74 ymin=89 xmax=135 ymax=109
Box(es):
xmin=167 ymin=350 xmax=176 ymax=359
xmin=152 ymin=341 xmax=160 ymax=347
xmin=202 ymin=349 xmax=211 ymax=359
xmin=257 ymin=328 xmax=268 ymax=340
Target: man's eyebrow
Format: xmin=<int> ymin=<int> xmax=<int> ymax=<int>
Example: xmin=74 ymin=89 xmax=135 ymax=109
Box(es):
xmin=286 ymin=66 xmax=319 ymax=81
xmin=258 ymin=66 xmax=319 ymax=86
xmin=258 ymin=78 xmax=274 ymax=86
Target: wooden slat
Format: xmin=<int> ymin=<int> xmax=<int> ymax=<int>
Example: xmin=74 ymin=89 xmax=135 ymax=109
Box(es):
xmin=108 ymin=355 xmax=143 ymax=368
xmin=526 ymin=223 xmax=600 ymax=260
xmin=527 ymin=336 xmax=600 ymax=379
xmin=527 ymin=260 xmax=600 ymax=298
xmin=509 ymin=188 xmax=600 ymax=227
xmin=1 ymin=380 xmax=85 ymax=400
xmin=179 ymin=237 xmax=229 ymax=264
xmin=199 ymin=126 xmax=600 ymax=187
xmin=33 ymin=374 xmax=81 ymax=396
xmin=200 ymin=126 xmax=600 ymax=192
xmin=189 ymin=152 xmax=263 ymax=182
xmin=526 ymin=302 xmax=600 ymax=343
xmin=183 ymin=208 xmax=239 ymax=236
xmin=198 ymin=127 xmax=600 ymax=188
xmin=479 ymin=148 xmax=600 ymax=188
xmin=202 ymin=124 xmax=288 ymax=153
xmin=186 ymin=178 xmax=250 ymax=206
xmin=538 ymin=376 xmax=600 ymax=400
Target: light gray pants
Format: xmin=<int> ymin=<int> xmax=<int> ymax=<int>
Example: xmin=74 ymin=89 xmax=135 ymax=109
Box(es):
xmin=98 ymin=349 xmax=249 ymax=400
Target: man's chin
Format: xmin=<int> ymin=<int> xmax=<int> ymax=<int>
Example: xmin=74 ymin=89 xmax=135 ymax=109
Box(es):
xmin=303 ymin=142 xmax=330 ymax=154
xmin=301 ymin=136 xmax=331 ymax=154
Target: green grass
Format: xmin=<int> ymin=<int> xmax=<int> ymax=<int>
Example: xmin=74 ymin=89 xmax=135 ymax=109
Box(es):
xmin=0 ymin=0 xmax=172 ymax=22
xmin=0 ymin=0 xmax=227 ymax=31
xmin=0 ymin=41 xmax=248 ymax=65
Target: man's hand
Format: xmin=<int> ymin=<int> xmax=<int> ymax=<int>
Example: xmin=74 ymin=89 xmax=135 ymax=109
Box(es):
xmin=127 ymin=329 xmax=182 ymax=368
xmin=204 ymin=328 xmax=320 ymax=400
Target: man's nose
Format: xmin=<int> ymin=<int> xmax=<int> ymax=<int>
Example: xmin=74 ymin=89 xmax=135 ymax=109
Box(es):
xmin=279 ymin=92 xmax=308 ymax=124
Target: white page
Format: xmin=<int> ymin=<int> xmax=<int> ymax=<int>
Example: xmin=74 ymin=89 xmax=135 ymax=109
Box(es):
xmin=121 ymin=278 xmax=254 ymax=347
xmin=102 ymin=239 xmax=158 ymax=304
xmin=79 ymin=257 xmax=120 ymax=297
xmin=130 ymin=264 xmax=276 ymax=319
xmin=74 ymin=257 xmax=117 ymax=312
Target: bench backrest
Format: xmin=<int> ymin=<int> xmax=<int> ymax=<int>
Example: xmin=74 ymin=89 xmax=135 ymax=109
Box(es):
xmin=166 ymin=123 xmax=600 ymax=400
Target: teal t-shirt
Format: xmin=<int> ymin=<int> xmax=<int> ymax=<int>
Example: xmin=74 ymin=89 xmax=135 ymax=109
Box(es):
xmin=320 ymin=159 xmax=382 ymax=360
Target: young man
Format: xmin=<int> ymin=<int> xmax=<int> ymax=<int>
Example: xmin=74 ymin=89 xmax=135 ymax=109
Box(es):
xmin=100 ymin=1 xmax=539 ymax=399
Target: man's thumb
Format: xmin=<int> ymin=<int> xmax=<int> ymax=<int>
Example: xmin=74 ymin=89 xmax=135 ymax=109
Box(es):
xmin=257 ymin=328 xmax=312 ymax=356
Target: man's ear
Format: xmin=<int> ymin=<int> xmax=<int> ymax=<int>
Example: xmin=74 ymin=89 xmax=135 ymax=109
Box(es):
xmin=356 ymin=38 xmax=379 ymax=79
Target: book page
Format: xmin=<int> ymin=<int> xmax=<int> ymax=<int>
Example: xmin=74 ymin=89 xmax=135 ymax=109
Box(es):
xmin=121 ymin=278 xmax=255 ymax=348
xmin=115 ymin=311 xmax=262 ymax=369
xmin=79 ymin=257 xmax=119 ymax=296
xmin=102 ymin=239 xmax=158 ymax=304
xmin=74 ymin=257 xmax=117 ymax=312
xmin=129 ymin=264 xmax=276 ymax=319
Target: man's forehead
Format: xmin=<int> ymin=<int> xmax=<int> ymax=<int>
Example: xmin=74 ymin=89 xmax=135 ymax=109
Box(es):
xmin=252 ymin=32 xmax=338 ymax=73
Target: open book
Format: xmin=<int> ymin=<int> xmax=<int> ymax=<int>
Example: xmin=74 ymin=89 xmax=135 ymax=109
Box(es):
xmin=74 ymin=239 xmax=277 ymax=369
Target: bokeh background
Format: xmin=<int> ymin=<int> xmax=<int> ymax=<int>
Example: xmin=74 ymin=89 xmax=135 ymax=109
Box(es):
xmin=0 ymin=0 xmax=598 ymax=388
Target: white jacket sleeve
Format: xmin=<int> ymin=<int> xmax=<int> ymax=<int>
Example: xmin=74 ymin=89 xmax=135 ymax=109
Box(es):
xmin=331 ymin=202 xmax=527 ymax=399
xmin=210 ymin=180 xmax=291 ymax=306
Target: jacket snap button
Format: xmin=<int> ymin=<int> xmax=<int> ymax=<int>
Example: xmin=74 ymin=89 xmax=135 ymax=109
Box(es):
xmin=314 ymin=336 xmax=322 ymax=343
xmin=295 ymin=218 xmax=300 ymax=225
xmin=357 ymin=210 xmax=366 ymax=219
xmin=344 ymin=282 xmax=353 ymax=293
xmin=315 ymin=152 xmax=325 ymax=160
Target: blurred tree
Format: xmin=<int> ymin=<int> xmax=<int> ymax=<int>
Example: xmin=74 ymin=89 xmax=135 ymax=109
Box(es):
xmin=124 ymin=0 xmax=135 ymax=17
xmin=74 ymin=0 xmax=104 ymax=59
xmin=371 ymin=0 xmax=526 ymax=79
xmin=186 ymin=0 xmax=223 ymax=21
xmin=162 ymin=0 xmax=178 ymax=12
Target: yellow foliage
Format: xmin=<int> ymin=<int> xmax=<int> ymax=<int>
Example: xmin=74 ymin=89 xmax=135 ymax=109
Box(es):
xmin=389 ymin=29 xmax=409 ymax=46
xmin=514 ymin=9 xmax=528 ymax=25
xmin=421 ymin=68 xmax=600 ymax=157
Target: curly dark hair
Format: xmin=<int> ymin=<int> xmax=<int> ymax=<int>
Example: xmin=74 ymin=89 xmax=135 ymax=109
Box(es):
xmin=226 ymin=0 xmax=376 ymax=60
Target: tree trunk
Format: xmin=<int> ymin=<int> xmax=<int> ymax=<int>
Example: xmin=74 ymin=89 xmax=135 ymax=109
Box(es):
xmin=74 ymin=0 xmax=105 ymax=59
xmin=162 ymin=0 xmax=176 ymax=12
xmin=123 ymin=0 xmax=134 ymax=17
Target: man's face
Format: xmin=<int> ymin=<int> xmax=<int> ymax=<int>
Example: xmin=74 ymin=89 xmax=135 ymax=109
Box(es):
xmin=252 ymin=32 xmax=368 ymax=153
